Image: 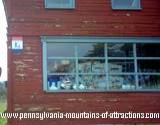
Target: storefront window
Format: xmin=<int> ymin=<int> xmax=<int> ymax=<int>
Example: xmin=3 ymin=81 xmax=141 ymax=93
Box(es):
xmin=42 ymin=37 xmax=160 ymax=92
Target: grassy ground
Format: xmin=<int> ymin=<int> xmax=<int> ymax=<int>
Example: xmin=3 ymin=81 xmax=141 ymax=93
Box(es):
xmin=0 ymin=100 xmax=7 ymax=125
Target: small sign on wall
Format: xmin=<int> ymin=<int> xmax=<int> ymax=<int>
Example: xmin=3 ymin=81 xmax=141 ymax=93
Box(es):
xmin=12 ymin=36 xmax=23 ymax=53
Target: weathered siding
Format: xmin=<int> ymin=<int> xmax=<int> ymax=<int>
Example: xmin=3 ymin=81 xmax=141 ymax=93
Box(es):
xmin=6 ymin=0 xmax=160 ymax=36
xmin=3 ymin=0 xmax=160 ymax=124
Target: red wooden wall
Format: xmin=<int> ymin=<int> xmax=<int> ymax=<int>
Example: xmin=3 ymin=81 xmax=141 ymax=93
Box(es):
xmin=3 ymin=0 xmax=160 ymax=124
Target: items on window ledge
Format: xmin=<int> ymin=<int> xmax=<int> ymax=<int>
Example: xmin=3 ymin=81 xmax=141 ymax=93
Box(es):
xmin=78 ymin=75 xmax=106 ymax=90
xmin=48 ymin=75 xmax=75 ymax=90
xmin=109 ymin=75 xmax=136 ymax=90
xmin=138 ymin=75 xmax=160 ymax=89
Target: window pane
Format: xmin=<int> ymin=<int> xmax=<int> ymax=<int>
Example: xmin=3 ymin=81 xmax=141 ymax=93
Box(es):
xmin=48 ymin=59 xmax=75 ymax=73
xmin=47 ymin=43 xmax=75 ymax=57
xmin=138 ymin=60 xmax=160 ymax=73
xmin=137 ymin=43 xmax=160 ymax=57
xmin=138 ymin=75 xmax=160 ymax=89
xmin=78 ymin=75 xmax=106 ymax=90
xmin=109 ymin=75 xmax=136 ymax=90
xmin=77 ymin=43 xmax=105 ymax=57
xmin=45 ymin=0 xmax=75 ymax=9
xmin=108 ymin=43 xmax=133 ymax=57
xmin=112 ymin=0 xmax=141 ymax=10
xmin=108 ymin=60 xmax=134 ymax=73
xmin=78 ymin=59 xmax=105 ymax=73
xmin=48 ymin=75 xmax=76 ymax=90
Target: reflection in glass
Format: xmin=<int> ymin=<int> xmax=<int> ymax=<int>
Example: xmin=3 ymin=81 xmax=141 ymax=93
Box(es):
xmin=137 ymin=43 xmax=160 ymax=57
xmin=109 ymin=75 xmax=135 ymax=90
xmin=48 ymin=75 xmax=76 ymax=90
xmin=108 ymin=43 xmax=133 ymax=57
xmin=138 ymin=75 xmax=160 ymax=89
xmin=47 ymin=43 xmax=75 ymax=57
xmin=78 ymin=59 xmax=105 ymax=73
xmin=77 ymin=43 xmax=104 ymax=57
xmin=138 ymin=60 xmax=160 ymax=73
xmin=78 ymin=75 xmax=106 ymax=90
xmin=47 ymin=59 xmax=75 ymax=73
xmin=108 ymin=60 xmax=134 ymax=73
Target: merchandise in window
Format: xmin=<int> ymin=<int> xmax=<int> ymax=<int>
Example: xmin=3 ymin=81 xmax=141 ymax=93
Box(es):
xmin=138 ymin=75 xmax=160 ymax=89
xmin=109 ymin=75 xmax=136 ymax=90
xmin=47 ymin=59 xmax=76 ymax=73
xmin=78 ymin=75 xmax=106 ymax=90
xmin=108 ymin=60 xmax=134 ymax=73
xmin=48 ymin=75 xmax=76 ymax=90
xmin=42 ymin=37 xmax=160 ymax=92
xmin=78 ymin=59 xmax=105 ymax=73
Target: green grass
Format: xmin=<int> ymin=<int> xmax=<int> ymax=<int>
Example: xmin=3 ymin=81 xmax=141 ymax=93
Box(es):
xmin=0 ymin=100 xmax=7 ymax=125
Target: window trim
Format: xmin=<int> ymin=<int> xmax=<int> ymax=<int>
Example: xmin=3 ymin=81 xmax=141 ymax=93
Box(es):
xmin=45 ymin=0 xmax=75 ymax=9
xmin=41 ymin=36 xmax=160 ymax=92
xmin=111 ymin=0 xmax=142 ymax=10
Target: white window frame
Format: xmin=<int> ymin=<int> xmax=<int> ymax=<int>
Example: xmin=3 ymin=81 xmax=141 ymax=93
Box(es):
xmin=41 ymin=36 xmax=160 ymax=92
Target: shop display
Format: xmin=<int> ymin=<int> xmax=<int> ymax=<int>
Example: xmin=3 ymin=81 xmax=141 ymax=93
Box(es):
xmin=108 ymin=63 xmax=122 ymax=73
xmin=109 ymin=76 xmax=123 ymax=89
xmin=48 ymin=75 xmax=75 ymax=90
xmin=78 ymin=75 xmax=106 ymax=90
xmin=109 ymin=75 xmax=135 ymax=90
xmin=48 ymin=59 xmax=75 ymax=73
xmin=46 ymin=43 xmax=160 ymax=91
xmin=79 ymin=60 xmax=105 ymax=73
xmin=139 ymin=75 xmax=160 ymax=89
xmin=78 ymin=62 xmax=92 ymax=73
xmin=92 ymin=61 xmax=105 ymax=73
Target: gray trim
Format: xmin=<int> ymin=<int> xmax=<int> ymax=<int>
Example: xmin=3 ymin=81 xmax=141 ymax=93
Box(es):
xmin=137 ymin=73 xmax=160 ymax=75
xmin=75 ymin=45 xmax=79 ymax=89
xmin=46 ymin=89 xmax=160 ymax=93
xmin=134 ymin=44 xmax=139 ymax=89
xmin=105 ymin=44 xmax=109 ymax=90
xmin=41 ymin=36 xmax=160 ymax=43
xmin=42 ymin=40 xmax=48 ymax=91
xmin=48 ymin=57 xmax=105 ymax=59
